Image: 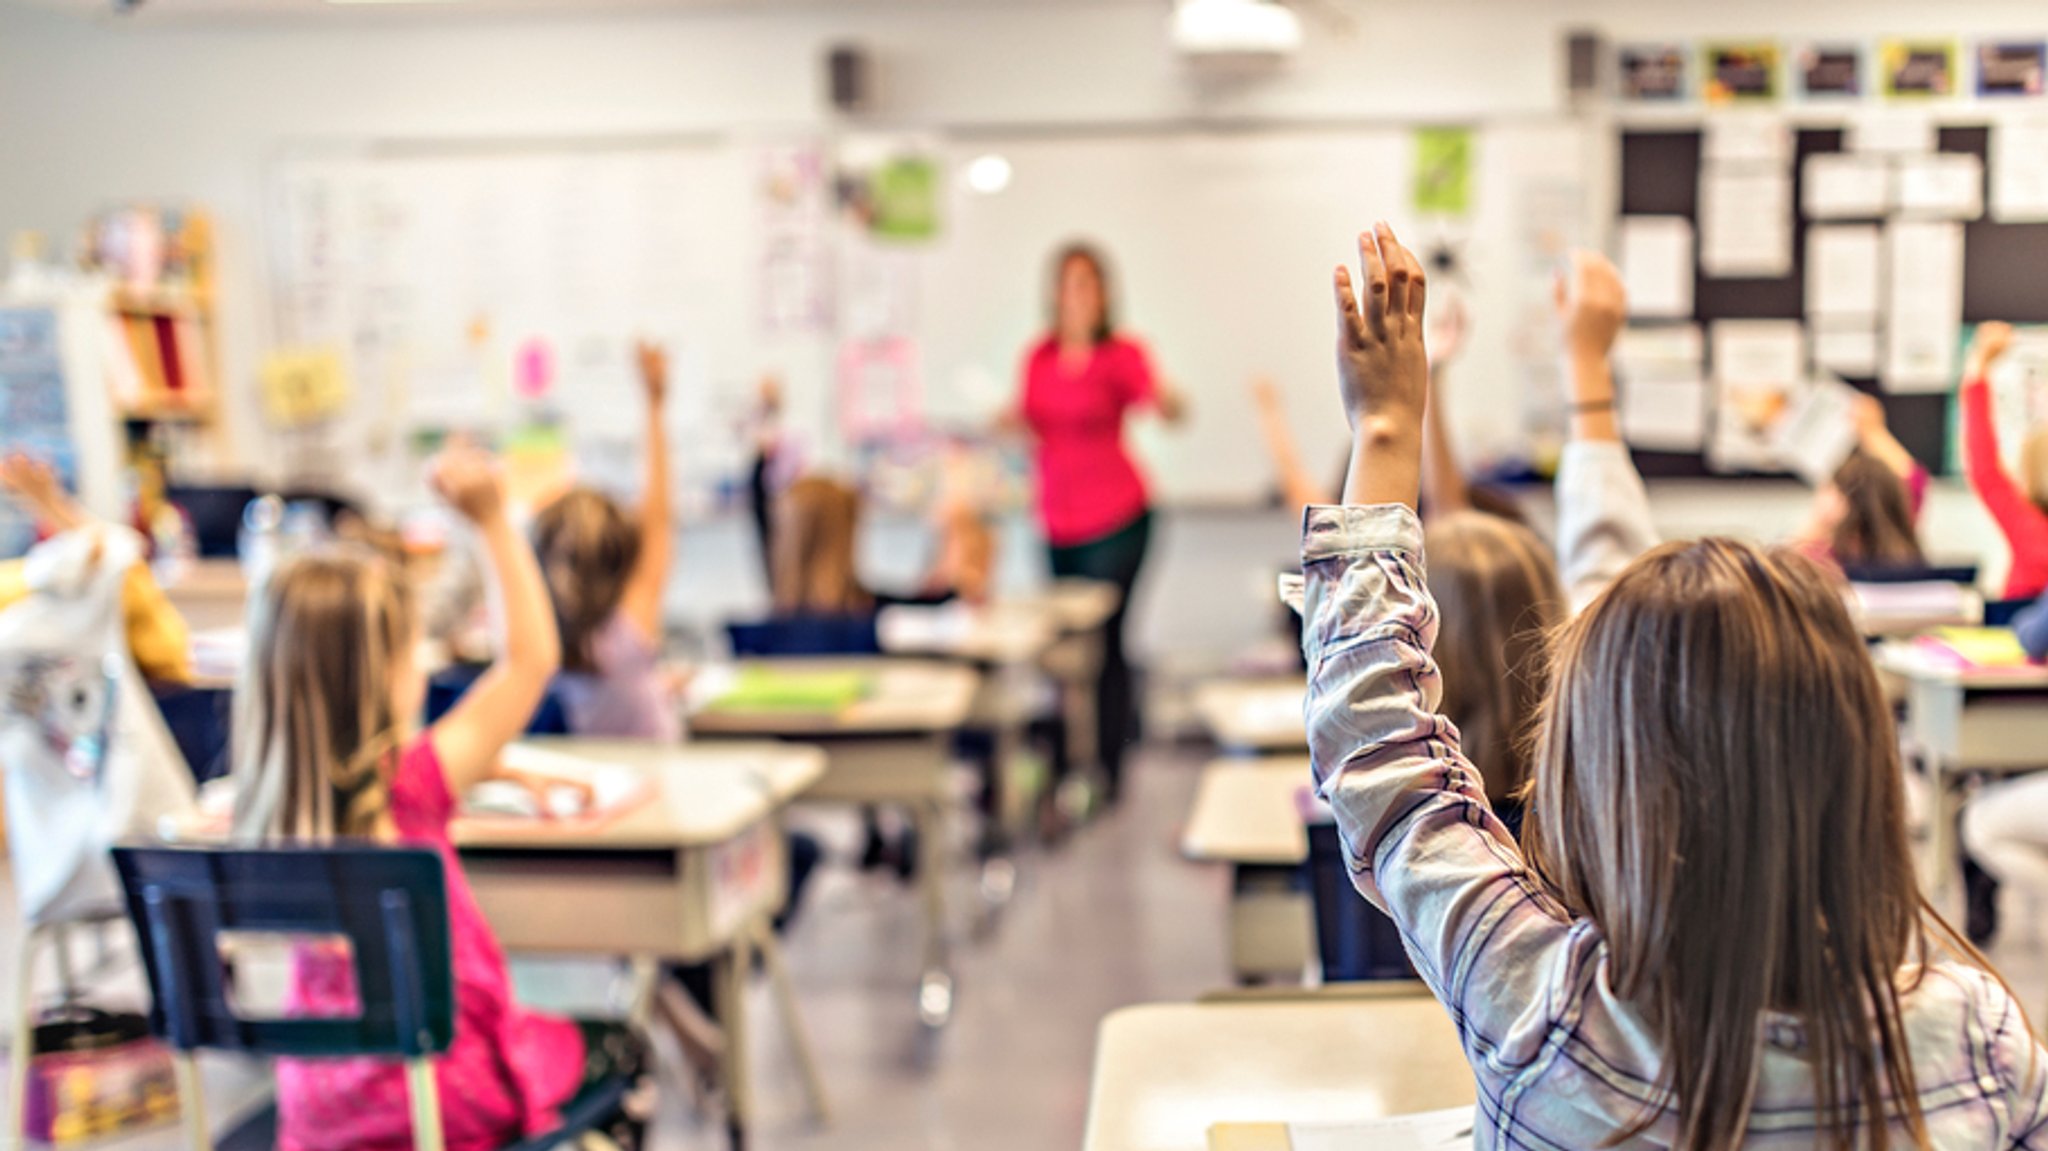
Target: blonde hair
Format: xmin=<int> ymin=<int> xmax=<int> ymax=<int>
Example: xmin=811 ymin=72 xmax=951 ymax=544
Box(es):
xmin=772 ymin=476 xmax=871 ymax=615
xmin=532 ymin=487 xmax=641 ymax=674
xmin=231 ymin=547 xmax=418 ymax=842
xmin=1521 ymin=539 xmax=1976 ymax=1150
xmin=1425 ymin=512 xmax=1564 ymax=811
xmin=2023 ymin=428 xmax=2048 ymax=511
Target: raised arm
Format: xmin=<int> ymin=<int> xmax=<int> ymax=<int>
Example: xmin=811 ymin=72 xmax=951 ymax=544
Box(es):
xmin=1419 ymin=299 xmax=1471 ymax=519
xmin=1249 ymin=377 xmax=1333 ymax=509
xmin=1308 ymin=221 xmax=1569 ymax=1030
xmin=617 ymin=341 xmax=673 ymax=643
xmin=1959 ymin=323 xmax=2048 ymax=555
xmin=0 ymin=453 xmax=89 ymax=535
xmin=1551 ymin=252 xmax=1657 ymax=612
xmin=427 ymin=445 xmax=562 ymax=795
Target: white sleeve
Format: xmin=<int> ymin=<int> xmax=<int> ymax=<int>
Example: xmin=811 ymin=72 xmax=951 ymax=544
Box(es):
xmin=1556 ymin=441 xmax=1658 ymax=614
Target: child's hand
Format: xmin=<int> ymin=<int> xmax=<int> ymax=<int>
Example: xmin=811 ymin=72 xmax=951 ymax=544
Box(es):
xmin=0 ymin=453 xmax=63 ymax=512
xmin=1553 ymin=250 xmax=1627 ymax=372
xmin=1850 ymin=393 xmax=1887 ymax=438
xmin=1333 ymin=222 xmax=1430 ymax=434
xmin=1250 ymin=376 xmax=1284 ymax=414
xmin=636 ymin=341 xmax=669 ymax=406
xmin=429 ymin=442 xmax=508 ymax=526
xmin=1967 ymin=322 xmax=2016 ymax=380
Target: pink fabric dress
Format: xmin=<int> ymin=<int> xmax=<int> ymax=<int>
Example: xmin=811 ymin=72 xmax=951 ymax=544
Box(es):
xmin=277 ymin=738 xmax=586 ymax=1151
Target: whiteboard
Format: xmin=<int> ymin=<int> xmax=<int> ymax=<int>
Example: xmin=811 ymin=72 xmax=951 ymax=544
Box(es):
xmin=267 ymin=121 xmax=1589 ymax=512
xmin=914 ymin=122 xmax=1593 ymax=504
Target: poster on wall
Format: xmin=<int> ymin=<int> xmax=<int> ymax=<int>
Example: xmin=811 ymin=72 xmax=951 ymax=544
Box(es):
xmin=1978 ymin=40 xmax=2048 ymax=98
xmin=1618 ymin=44 xmax=1688 ymax=102
xmin=0 ymin=308 xmax=74 ymax=559
xmin=1702 ymin=42 xmax=1781 ymax=104
xmin=1881 ymin=39 xmax=1958 ymax=100
xmin=1411 ymin=127 xmax=1474 ymax=216
xmin=1796 ymin=43 xmax=1865 ymax=100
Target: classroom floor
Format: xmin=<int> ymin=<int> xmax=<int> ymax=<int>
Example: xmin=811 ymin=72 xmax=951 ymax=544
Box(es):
xmin=8 ymin=747 xmax=2048 ymax=1150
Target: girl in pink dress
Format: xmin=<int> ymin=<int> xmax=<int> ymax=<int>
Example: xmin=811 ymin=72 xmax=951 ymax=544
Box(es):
xmin=229 ymin=445 xmax=647 ymax=1151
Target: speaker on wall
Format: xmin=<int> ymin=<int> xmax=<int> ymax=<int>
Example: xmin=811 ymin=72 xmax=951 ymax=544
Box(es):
xmin=1566 ymin=29 xmax=1604 ymax=102
xmin=827 ymin=45 xmax=870 ymax=114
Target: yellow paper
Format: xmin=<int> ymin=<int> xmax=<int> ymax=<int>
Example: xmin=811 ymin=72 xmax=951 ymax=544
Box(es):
xmin=259 ymin=347 xmax=351 ymax=427
xmin=1933 ymin=627 xmax=2031 ymax=668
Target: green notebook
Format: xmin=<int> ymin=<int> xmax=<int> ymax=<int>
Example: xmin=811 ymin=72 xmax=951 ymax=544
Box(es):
xmin=706 ymin=667 xmax=874 ymax=713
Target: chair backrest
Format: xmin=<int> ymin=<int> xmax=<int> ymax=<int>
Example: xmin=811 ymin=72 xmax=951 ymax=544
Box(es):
xmin=424 ymin=664 xmax=570 ymax=736
xmin=111 ymin=845 xmax=456 ymax=1060
xmin=726 ymin=615 xmax=882 ymax=657
xmin=1841 ymin=561 xmax=1981 ymax=586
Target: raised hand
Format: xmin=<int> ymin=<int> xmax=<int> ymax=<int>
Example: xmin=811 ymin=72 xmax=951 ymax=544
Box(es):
xmin=1334 ymin=222 xmax=1430 ymax=435
xmin=1967 ymin=322 xmax=2016 ymax=380
xmin=0 ymin=453 xmax=85 ymax=531
xmin=636 ymin=341 xmax=669 ymax=407
xmin=429 ymin=441 xmax=508 ymax=526
xmin=1554 ymin=250 xmax=1627 ymax=377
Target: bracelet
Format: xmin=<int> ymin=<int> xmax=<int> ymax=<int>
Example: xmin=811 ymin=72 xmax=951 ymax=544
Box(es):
xmin=1572 ymin=397 xmax=1617 ymax=414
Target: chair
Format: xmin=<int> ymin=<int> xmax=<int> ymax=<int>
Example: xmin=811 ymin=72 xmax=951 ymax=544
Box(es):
xmin=423 ymin=664 xmax=570 ymax=735
xmin=1302 ymin=822 xmax=1418 ymax=983
xmin=725 ymin=616 xmax=882 ymax=658
xmin=110 ymin=845 xmax=629 ymax=1151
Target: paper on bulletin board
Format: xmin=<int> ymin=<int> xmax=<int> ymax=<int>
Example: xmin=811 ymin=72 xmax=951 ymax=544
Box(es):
xmin=1884 ymin=220 xmax=1964 ymax=393
xmin=1411 ymin=127 xmax=1474 ymax=216
xmin=1805 ymin=225 xmax=1883 ymax=320
xmin=1977 ymin=40 xmax=2047 ymax=98
xmin=1813 ymin=325 xmax=1881 ymax=376
xmin=1795 ymin=43 xmax=1865 ymax=100
xmin=836 ymin=337 xmax=923 ymax=444
xmin=1699 ymin=168 xmax=1793 ymax=278
xmin=1992 ymin=117 xmax=2048 ymax=223
xmin=1803 ymin=154 xmax=1891 ymax=219
xmin=1849 ymin=111 xmax=1936 ymax=154
xmin=1615 ymin=324 xmax=1708 ymax=451
xmin=1701 ymin=44 xmax=1781 ymax=106
xmin=1709 ymin=320 xmax=1804 ymax=470
xmin=260 ymin=346 xmax=353 ymax=427
xmin=1768 ymin=377 xmax=1864 ymax=484
xmin=1618 ymin=217 xmax=1694 ymax=319
xmin=1880 ymin=39 xmax=1958 ymax=100
xmin=1895 ymin=154 xmax=1984 ymax=220
xmin=1703 ymin=116 xmax=1790 ymax=165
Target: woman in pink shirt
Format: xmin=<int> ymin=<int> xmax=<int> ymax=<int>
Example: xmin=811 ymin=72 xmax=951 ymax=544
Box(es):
xmin=1012 ymin=243 xmax=1183 ymax=802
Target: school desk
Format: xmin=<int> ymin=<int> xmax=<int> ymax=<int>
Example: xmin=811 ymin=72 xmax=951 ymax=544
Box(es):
xmin=1193 ymin=678 xmax=1308 ymax=754
xmin=1033 ymin=578 xmax=1121 ymax=779
xmin=1873 ymin=642 xmax=2048 ymax=898
xmin=1182 ymin=758 xmax=1315 ymax=982
xmin=1083 ymin=989 xmax=1474 ymax=1151
xmin=158 ymin=559 xmax=248 ymax=633
xmin=687 ymin=658 xmax=980 ymax=1027
xmin=456 ymin=738 xmax=830 ymax=1143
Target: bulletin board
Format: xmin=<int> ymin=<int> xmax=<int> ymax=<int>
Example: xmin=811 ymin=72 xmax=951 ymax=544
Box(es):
xmin=1617 ymin=121 xmax=2048 ymax=479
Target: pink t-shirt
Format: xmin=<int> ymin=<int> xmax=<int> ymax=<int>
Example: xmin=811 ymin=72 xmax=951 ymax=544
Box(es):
xmin=1021 ymin=335 xmax=1158 ymax=547
xmin=278 ymin=738 xmax=585 ymax=1151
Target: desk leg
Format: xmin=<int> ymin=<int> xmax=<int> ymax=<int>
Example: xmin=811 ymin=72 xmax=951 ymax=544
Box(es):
xmin=912 ymin=797 xmax=955 ymax=1029
xmin=716 ymin=932 xmax=754 ymax=1151
xmin=753 ymin=922 xmax=829 ymax=1123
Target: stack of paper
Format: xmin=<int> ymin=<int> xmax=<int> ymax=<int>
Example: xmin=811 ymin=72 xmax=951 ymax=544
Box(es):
xmin=1848 ymin=582 xmax=1982 ymax=636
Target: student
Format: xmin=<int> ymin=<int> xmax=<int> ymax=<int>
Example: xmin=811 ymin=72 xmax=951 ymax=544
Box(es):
xmin=1 ymin=453 xmax=192 ymax=685
xmin=1961 ymin=322 xmax=2048 ymax=599
xmin=1792 ymin=396 xmax=1928 ymax=573
xmin=1304 ymin=222 xmax=2045 ymax=1148
xmin=532 ymin=341 xmax=677 ymax=741
xmin=230 ymin=445 xmax=649 ymax=1151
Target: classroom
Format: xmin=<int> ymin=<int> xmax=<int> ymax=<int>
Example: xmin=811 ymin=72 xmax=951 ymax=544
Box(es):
xmin=6 ymin=0 xmax=2048 ymax=1148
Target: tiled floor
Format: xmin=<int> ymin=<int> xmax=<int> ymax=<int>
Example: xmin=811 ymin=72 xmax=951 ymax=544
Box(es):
xmin=8 ymin=746 xmax=2048 ymax=1150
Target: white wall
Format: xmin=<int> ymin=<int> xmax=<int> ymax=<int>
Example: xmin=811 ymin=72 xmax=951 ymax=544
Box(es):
xmin=1 ymin=0 xmax=2040 ymax=662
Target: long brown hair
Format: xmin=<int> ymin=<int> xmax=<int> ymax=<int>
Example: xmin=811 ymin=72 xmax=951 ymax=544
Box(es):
xmin=231 ymin=547 xmax=417 ymax=841
xmin=532 ymin=487 xmax=641 ymax=674
xmin=1523 ymin=539 xmax=1936 ymax=1150
xmin=772 ymin=476 xmax=872 ymax=615
xmin=1049 ymin=241 xmax=1117 ymax=345
xmin=1425 ymin=511 xmax=1563 ymax=810
xmin=1830 ymin=451 xmax=1925 ymax=569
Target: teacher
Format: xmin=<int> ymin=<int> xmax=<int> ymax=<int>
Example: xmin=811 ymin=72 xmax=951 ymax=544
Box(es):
xmin=1014 ymin=242 xmax=1184 ymax=805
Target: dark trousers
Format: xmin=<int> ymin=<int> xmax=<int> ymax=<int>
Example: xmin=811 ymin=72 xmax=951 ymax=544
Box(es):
xmin=1049 ymin=510 xmax=1152 ymax=799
